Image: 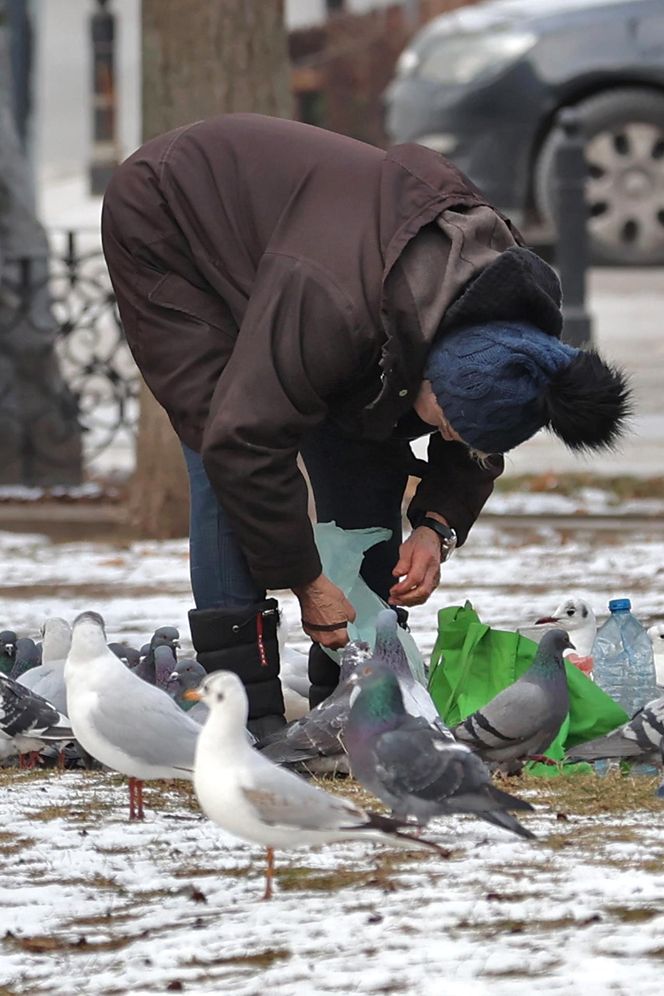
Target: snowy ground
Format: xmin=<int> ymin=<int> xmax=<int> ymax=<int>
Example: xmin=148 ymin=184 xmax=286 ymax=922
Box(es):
xmin=1 ymin=506 xmax=663 ymax=994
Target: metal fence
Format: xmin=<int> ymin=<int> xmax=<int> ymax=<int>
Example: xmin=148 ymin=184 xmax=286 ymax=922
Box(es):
xmin=0 ymin=229 xmax=139 ymax=483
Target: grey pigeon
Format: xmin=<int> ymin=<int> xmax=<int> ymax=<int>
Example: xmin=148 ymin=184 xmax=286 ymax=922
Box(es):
xmin=257 ymin=641 xmax=372 ymax=770
xmin=8 ymin=637 xmax=41 ymax=681
xmin=132 ymin=626 xmax=180 ymax=685
xmin=453 ymin=629 xmax=573 ymax=766
xmin=17 ymin=618 xmax=72 ymax=716
xmin=566 ymin=695 xmax=664 ymax=765
xmin=0 ymin=673 xmax=73 ymax=763
xmin=371 ymin=609 xmax=454 ymax=739
xmin=0 ymin=630 xmax=17 ymax=675
xmin=258 ymin=608 xmax=453 ymax=770
xmin=167 ymin=657 xmax=210 ymax=724
xmin=343 ymin=665 xmax=535 ymax=839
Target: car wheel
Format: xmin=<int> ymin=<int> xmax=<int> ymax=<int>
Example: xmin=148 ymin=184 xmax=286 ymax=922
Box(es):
xmin=535 ymin=88 xmax=664 ymax=265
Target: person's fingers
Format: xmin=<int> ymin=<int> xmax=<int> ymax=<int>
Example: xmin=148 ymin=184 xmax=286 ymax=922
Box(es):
xmin=389 ymin=563 xmax=440 ymax=606
xmin=392 ymin=543 xmax=415 ymax=579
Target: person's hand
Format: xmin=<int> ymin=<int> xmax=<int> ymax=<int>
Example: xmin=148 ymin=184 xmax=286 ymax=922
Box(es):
xmin=388 ymin=527 xmax=442 ymax=607
xmin=293 ymin=573 xmax=357 ymax=649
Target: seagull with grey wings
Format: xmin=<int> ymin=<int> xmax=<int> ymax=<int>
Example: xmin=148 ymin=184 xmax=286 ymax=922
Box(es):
xmin=0 ymin=673 xmax=73 ymax=766
xmin=566 ymin=694 xmax=664 ymax=766
xmin=64 ymin=612 xmax=200 ymax=819
xmin=17 ymin=618 xmax=72 ymax=716
xmin=453 ymin=629 xmax=573 ymax=768
xmin=518 ymin=596 xmax=597 ymax=659
xmin=342 ymin=665 xmax=535 ymax=839
xmin=187 ymin=670 xmax=447 ymax=899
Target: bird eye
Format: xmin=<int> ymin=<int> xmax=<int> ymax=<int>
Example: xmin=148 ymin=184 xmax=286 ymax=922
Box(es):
xmin=566 ymin=609 xmax=574 ymax=617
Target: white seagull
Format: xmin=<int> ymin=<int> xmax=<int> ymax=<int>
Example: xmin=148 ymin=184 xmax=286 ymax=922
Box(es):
xmin=187 ymin=670 xmax=445 ymax=899
xmin=64 ymin=611 xmax=200 ymax=819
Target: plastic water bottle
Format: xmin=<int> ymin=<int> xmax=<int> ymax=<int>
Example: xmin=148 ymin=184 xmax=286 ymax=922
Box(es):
xmin=592 ymin=598 xmax=658 ymax=718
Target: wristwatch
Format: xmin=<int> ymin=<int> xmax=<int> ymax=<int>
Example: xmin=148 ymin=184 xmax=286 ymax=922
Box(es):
xmin=420 ymin=516 xmax=457 ymax=562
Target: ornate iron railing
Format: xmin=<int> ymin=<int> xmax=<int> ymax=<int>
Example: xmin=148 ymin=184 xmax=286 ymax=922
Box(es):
xmin=49 ymin=229 xmax=140 ymax=459
xmin=0 ymin=229 xmax=139 ymax=482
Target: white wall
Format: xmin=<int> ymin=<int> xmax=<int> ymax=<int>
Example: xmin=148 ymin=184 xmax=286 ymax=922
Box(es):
xmin=34 ymin=0 xmax=141 ymax=186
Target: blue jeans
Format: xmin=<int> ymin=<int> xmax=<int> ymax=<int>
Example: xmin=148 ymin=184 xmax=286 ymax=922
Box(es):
xmin=182 ymin=444 xmax=265 ymax=609
xmin=183 ymin=424 xmax=410 ymax=609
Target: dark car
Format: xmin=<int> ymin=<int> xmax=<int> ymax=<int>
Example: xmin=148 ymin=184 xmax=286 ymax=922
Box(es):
xmin=384 ymin=0 xmax=664 ymax=265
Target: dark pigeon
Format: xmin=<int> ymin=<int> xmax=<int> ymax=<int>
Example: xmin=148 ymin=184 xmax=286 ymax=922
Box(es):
xmin=167 ymin=657 xmax=209 ymax=723
xmin=453 ymin=629 xmax=573 ymax=766
xmin=0 ymin=673 xmax=73 ymax=757
xmin=132 ymin=626 xmax=180 ymax=685
xmin=0 ymin=631 xmax=17 ymax=675
xmin=8 ymin=638 xmax=42 ymax=681
xmin=343 ymin=665 xmax=535 ymax=839
xmin=566 ymin=695 xmax=664 ymax=765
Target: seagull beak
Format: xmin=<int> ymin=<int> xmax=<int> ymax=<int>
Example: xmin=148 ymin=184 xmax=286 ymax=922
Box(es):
xmin=183 ymin=689 xmax=202 ymax=702
xmin=535 ymin=616 xmax=559 ymax=624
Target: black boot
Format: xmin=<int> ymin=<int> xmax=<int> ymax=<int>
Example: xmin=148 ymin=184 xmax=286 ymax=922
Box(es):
xmin=188 ymin=598 xmax=286 ymax=740
xmin=308 ymin=643 xmax=340 ymax=708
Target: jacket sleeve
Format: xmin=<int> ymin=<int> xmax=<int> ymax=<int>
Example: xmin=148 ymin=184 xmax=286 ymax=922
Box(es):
xmin=201 ymin=252 xmax=367 ymax=591
xmin=406 ymin=436 xmax=504 ymax=546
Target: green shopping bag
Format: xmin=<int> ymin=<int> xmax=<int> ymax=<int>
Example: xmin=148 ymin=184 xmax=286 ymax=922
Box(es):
xmin=428 ymin=602 xmax=629 ymax=776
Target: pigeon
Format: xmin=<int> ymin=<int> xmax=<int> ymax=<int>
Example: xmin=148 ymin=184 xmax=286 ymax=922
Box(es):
xmin=187 ymin=670 xmax=446 ymax=899
xmin=343 ymin=665 xmax=535 ymax=839
xmin=518 ymin=596 xmax=597 ymax=659
xmin=566 ymin=695 xmax=664 ymax=765
xmin=453 ymin=629 xmax=573 ymax=767
xmin=8 ymin=637 xmax=42 ymax=681
xmin=647 ymin=623 xmax=664 ymax=688
xmin=132 ymin=626 xmax=180 ymax=685
xmin=0 ymin=673 xmax=73 ymax=766
xmin=0 ymin=631 xmax=17 ymax=675
xmin=17 ymin=618 xmax=72 ymax=716
xmin=658 ymin=742 xmax=664 ymax=800
xmin=256 ymin=640 xmax=372 ymax=770
xmin=64 ymin=612 xmax=199 ymax=820
xmin=167 ymin=657 xmax=210 ymax=724
xmin=258 ymin=609 xmax=451 ymax=770
xmin=108 ymin=642 xmax=141 ymax=669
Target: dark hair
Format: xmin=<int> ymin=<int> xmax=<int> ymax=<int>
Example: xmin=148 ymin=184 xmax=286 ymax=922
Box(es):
xmin=539 ymin=351 xmax=632 ymax=452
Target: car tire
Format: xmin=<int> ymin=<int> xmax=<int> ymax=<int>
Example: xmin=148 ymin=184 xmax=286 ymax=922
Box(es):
xmin=535 ymin=88 xmax=664 ymax=266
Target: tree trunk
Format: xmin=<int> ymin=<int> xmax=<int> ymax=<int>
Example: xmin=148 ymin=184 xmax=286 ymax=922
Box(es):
xmin=131 ymin=0 xmax=292 ymax=538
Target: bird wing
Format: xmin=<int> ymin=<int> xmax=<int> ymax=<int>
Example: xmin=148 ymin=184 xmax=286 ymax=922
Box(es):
xmin=0 ymin=675 xmax=69 ymax=739
xmin=241 ymin=769 xmax=365 ymax=832
xmin=567 ymin=696 xmax=664 ymax=762
xmin=457 ymin=677 xmax=562 ymax=750
xmin=257 ymin=687 xmax=350 ymax=762
xmin=400 ymin=679 xmax=454 ymax=737
xmin=371 ymin=721 xmax=476 ymax=802
xmin=89 ymin=682 xmax=199 ymax=770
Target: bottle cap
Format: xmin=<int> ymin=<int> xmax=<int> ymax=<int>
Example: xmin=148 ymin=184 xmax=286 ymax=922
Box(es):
xmin=609 ymin=598 xmax=631 ymax=612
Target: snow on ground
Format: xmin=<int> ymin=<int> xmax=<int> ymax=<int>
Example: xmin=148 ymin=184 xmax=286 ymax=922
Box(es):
xmin=0 ymin=509 xmax=663 ymax=993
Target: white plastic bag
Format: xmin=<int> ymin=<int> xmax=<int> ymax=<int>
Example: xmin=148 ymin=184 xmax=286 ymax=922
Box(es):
xmin=313 ymin=521 xmax=426 ymax=685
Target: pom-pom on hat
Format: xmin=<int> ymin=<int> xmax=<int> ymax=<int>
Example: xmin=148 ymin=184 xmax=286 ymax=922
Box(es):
xmin=424 ymin=321 xmax=631 ymax=454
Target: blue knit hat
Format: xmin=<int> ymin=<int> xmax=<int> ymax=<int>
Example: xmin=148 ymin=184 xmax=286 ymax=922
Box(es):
xmin=424 ymin=321 xmax=579 ymax=453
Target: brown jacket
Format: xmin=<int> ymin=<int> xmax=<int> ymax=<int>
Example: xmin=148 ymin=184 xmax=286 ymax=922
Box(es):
xmin=102 ymin=114 xmax=562 ymax=589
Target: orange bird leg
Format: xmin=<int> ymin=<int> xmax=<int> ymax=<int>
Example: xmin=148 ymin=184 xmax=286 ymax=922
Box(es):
xmin=262 ymin=847 xmax=275 ymax=901
xmin=136 ymin=779 xmax=145 ymax=820
xmin=128 ymin=777 xmax=136 ymax=820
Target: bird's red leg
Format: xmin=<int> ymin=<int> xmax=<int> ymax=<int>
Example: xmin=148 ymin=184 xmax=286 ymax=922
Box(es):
xmin=136 ymin=779 xmax=144 ymax=820
xmin=526 ymin=754 xmax=559 ymax=767
xmin=129 ymin=777 xmax=136 ymax=820
xmin=57 ymin=748 xmax=65 ymax=772
xmin=29 ymin=751 xmax=40 ymax=769
xmin=262 ymin=847 xmax=275 ymax=901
